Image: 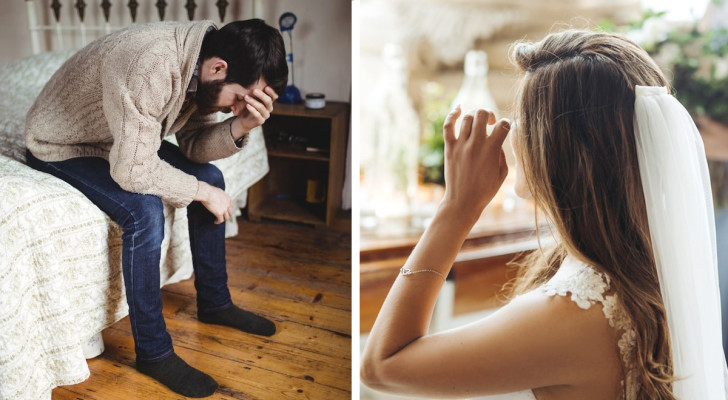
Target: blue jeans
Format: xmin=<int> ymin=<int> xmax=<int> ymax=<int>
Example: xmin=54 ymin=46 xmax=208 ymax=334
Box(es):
xmin=26 ymin=141 xmax=233 ymax=361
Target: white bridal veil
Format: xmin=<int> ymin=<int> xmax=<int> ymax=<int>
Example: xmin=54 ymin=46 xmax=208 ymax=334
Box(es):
xmin=633 ymin=85 xmax=728 ymax=398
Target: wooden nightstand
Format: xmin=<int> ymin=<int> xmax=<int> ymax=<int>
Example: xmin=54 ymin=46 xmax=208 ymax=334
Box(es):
xmin=248 ymin=101 xmax=350 ymax=231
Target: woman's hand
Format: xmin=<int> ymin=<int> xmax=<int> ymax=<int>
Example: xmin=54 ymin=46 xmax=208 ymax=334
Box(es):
xmin=441 ymin=106 xmax=511 ymax=220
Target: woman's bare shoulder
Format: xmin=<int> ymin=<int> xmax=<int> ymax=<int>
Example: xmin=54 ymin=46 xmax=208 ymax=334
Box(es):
xmin=502 ymin=290 xmax=623 ymax=386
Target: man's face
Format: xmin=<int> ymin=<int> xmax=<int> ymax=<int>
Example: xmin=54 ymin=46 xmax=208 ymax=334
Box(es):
xmin=195 ymin=78 xmax=268 ymax=116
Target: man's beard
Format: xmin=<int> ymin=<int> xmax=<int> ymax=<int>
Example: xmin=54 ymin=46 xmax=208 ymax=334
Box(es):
xmin=195 ymin=79 xmax=227 ymax=115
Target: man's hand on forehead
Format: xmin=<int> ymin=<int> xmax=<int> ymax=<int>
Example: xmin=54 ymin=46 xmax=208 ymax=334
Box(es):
xmin=245 ymin=87 xmax=279 ymax=108
xmin=242 ymin=86 xmax=277 ymax=121
xmin=233 ymin=86 xmax=280 ymax=136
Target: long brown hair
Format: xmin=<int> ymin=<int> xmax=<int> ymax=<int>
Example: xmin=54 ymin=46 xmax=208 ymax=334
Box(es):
xmin=509 ymin=30 xmax=675 ymax=398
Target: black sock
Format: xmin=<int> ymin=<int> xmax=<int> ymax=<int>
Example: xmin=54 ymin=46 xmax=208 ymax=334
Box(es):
xmin=136 ymin=353 xmax=218 ymax=398
xmin=198 ymin=304 xmax=276 ymax=336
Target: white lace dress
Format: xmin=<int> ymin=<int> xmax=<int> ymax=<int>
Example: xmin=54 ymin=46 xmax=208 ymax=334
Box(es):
xmin=474 ymin=256 xmax=638 ymax=400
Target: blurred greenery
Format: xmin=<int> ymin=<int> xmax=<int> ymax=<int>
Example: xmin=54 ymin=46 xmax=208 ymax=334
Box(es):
xmin=597 ymin=10 xmax=667 ymax=33
xmin=601 ymin=7 xmax=728 ymax=206
xmin=600 ymin=11 xmax=728 ymax=124
xmin=666 ymin=29 xmax=728 ymax=124
xmin=418 ymin=82 xmax=453 ymax=185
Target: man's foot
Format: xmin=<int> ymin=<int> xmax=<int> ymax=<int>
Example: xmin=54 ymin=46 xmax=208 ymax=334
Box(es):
xmin=136 ymin=353 xmax=218 ymax=398
xmin=198 ymin=304 xmax=276 ymax=336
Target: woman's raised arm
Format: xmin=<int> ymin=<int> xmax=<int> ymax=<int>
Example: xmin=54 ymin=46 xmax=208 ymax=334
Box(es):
xmin=360 ymin=108 xmax=612 ymax=398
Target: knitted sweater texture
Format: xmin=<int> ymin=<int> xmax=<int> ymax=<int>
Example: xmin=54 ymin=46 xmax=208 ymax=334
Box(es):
xmin=25 ymin=21 xmax=244 ymax=208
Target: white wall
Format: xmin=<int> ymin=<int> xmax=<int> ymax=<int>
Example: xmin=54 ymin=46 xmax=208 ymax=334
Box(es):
xmin=0 ymin=0 xmax=351 ymax=102
xmin=0 ymin=1 xmax=31 ymax=63
xmin=261 ymin=1 xmax=351 ymax=102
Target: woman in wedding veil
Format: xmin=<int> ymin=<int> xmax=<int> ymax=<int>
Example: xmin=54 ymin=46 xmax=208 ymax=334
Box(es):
xmin=361 ymin=29 xmax=727 ymax=399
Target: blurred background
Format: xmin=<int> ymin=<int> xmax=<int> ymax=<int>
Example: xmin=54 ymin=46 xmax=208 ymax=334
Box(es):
xmin=358 ymin=0 xmax=727 ymax=398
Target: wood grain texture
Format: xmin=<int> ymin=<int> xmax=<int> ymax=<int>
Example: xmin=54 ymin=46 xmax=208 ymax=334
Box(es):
xmin=51 ymin=218 xmax=352 ymax=400
xmin=360 ymin=237 xmax=535 ymax=333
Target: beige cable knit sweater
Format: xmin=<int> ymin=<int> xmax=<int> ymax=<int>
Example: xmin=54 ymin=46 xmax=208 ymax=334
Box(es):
xmin=25 ymin=21 xmax=245 ymax=208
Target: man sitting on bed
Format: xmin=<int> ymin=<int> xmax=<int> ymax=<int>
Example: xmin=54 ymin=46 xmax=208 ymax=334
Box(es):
xmin=24 ymin=19 xmax=287 ymax=398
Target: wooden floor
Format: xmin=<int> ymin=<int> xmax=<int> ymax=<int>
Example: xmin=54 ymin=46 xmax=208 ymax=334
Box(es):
xmin=51 ymin=218 xmax=352 ymax=400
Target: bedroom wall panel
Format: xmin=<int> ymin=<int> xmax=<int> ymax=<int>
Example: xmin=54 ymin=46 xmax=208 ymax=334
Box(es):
xmin=0 ymin=0 xmax=351 ymax=102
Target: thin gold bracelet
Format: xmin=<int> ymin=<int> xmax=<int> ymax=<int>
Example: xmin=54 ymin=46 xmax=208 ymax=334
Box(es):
xmin=400 ymin=267 xmax=447 ymax=281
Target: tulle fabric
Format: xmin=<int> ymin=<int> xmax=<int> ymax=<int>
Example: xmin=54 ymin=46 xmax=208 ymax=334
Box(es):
xmin=633 ymin=85 xmax=728 ymax=398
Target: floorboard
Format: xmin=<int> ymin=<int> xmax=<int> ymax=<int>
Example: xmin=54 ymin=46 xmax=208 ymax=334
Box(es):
xmin=51 ymin=218 xmax=352 ymax=400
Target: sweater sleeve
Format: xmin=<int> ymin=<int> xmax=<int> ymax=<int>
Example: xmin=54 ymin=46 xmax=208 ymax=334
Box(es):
xmin=101 ymin=48 xmax=199 ymax=208
xmin=175 ymin=112 xmax=248 ymax=164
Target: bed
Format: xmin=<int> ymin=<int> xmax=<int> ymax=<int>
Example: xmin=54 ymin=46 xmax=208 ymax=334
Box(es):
xmin=0 ymin=1 xmax=269 ymax=399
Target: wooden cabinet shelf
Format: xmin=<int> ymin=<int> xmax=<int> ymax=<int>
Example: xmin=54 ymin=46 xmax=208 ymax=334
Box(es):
xmin=253 ymin=195 xmax=326 ymax=226
xmin=266 ymin=144 xmax=330 ymax=162
xmin=248 ymin=101 xmax=349 ymax=230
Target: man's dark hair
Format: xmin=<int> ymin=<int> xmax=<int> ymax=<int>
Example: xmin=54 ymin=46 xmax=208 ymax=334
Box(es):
xmin=200 ymin=19 xmax=288 ymax=95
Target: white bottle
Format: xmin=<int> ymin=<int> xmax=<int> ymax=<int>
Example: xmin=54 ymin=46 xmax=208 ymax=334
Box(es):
xmin=360 ymin=43 xmax=420 ymax=236
xmin=451 ymin=50 xmax=519 ymax=212
xmin=451 ymin=50 xmax=499 ymax=136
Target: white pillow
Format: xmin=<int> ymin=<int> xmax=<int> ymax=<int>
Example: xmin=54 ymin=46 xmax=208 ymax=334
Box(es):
xmin=0 ymin=50 xmax=75 ymax=162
